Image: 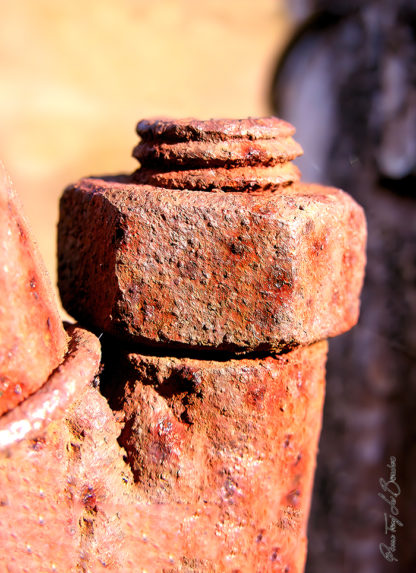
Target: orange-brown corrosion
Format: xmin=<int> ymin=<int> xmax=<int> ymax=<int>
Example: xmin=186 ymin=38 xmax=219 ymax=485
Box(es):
xmin=133 ymin=116 xmax=303 ymax=190
xmin=58 ymin=177 xmax=366 ymax=352
xmin=0 ymin=163 xmax=68 ymax=416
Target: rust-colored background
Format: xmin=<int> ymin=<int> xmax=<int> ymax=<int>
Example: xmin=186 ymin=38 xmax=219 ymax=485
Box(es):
xmin=0 ymin=0 xmax=292 ymax=308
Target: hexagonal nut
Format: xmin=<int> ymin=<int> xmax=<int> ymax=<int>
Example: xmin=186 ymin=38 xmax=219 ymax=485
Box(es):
xmin=58 ymin=176 xmax=366 ymax=352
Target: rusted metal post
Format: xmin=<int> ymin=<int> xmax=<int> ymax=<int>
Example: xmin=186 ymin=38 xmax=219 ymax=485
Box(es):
xmin=0 ymin=117 xmax=366 ymax=573
xmin=0 ymin=166 xmax=101 ymax=572
xmin=56 ymin=117 xmax=366 ymax=572
xmin=0 ymin=162 xmax=68 ymax=416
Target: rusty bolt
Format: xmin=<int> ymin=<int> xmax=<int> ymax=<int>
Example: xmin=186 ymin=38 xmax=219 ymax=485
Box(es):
xmin=58 ymin=117 xmax=366 ymax=353
xmin=55 ymin=117 xmax=365 ymax=571
xmin=0 ymin=118 xmax=367 ymax=572
xmin=133 ymin=116 xmax=303 ymax=190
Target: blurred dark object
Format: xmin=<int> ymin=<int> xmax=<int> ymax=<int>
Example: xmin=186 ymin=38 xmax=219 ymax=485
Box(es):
xmin=271 ymin=1 xmax=416 ymax=572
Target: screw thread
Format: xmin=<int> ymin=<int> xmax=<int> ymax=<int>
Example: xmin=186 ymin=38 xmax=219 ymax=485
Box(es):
xmin=132 ymin=117 xmax=303 ymax=192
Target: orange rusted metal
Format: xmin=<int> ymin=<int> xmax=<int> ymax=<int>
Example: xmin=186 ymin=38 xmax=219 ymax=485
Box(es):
xmin=0 ymin=118 xmax=366 ymax=572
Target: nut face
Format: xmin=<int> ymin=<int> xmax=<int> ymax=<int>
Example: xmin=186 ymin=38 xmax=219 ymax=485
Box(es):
xmin=58 ymin=176 xmax=366 ymax=352
xmin=0 ymin=163 xmax=68 ymax=416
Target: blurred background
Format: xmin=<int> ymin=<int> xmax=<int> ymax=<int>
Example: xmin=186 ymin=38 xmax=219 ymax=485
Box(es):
xmin=1 ymin=1 xmax=415 ymax=572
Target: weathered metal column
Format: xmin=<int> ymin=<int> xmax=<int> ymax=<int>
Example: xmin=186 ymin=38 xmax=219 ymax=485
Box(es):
xmin=0 ymin=164 xmax=101 ymax=572
xmin=56 ymin=117 xmax=366 ymax=572
xmin=0 ymin=117 xmax=365 ymax=572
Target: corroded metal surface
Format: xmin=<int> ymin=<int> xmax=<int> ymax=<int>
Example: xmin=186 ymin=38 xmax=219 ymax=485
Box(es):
xmin=111 ymin=341 xmax=328 ymax=572
xmin=0 ymin=324 xmax=101 ymax=450
xmin=136 ymin=116 xmax=298 ymax=143
xmin=133 ymin=162 xmax=301 ymax=191
xmin=133 ymin=116 xmax=303 ymax=191
xmin=58 ymin=177 xmax=365 ymax=352
xmin=0 ymin=341 xmax=326 ymax=573
xmin=0 ymin=163 xmax=68 ymax=416
xmin=0 ymin=117 xmax=367 ymax=572
xmin=134 ymin=137 xmax=302 ymax=169
xmin=0 ymin=372 xmax=119 ymax=573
